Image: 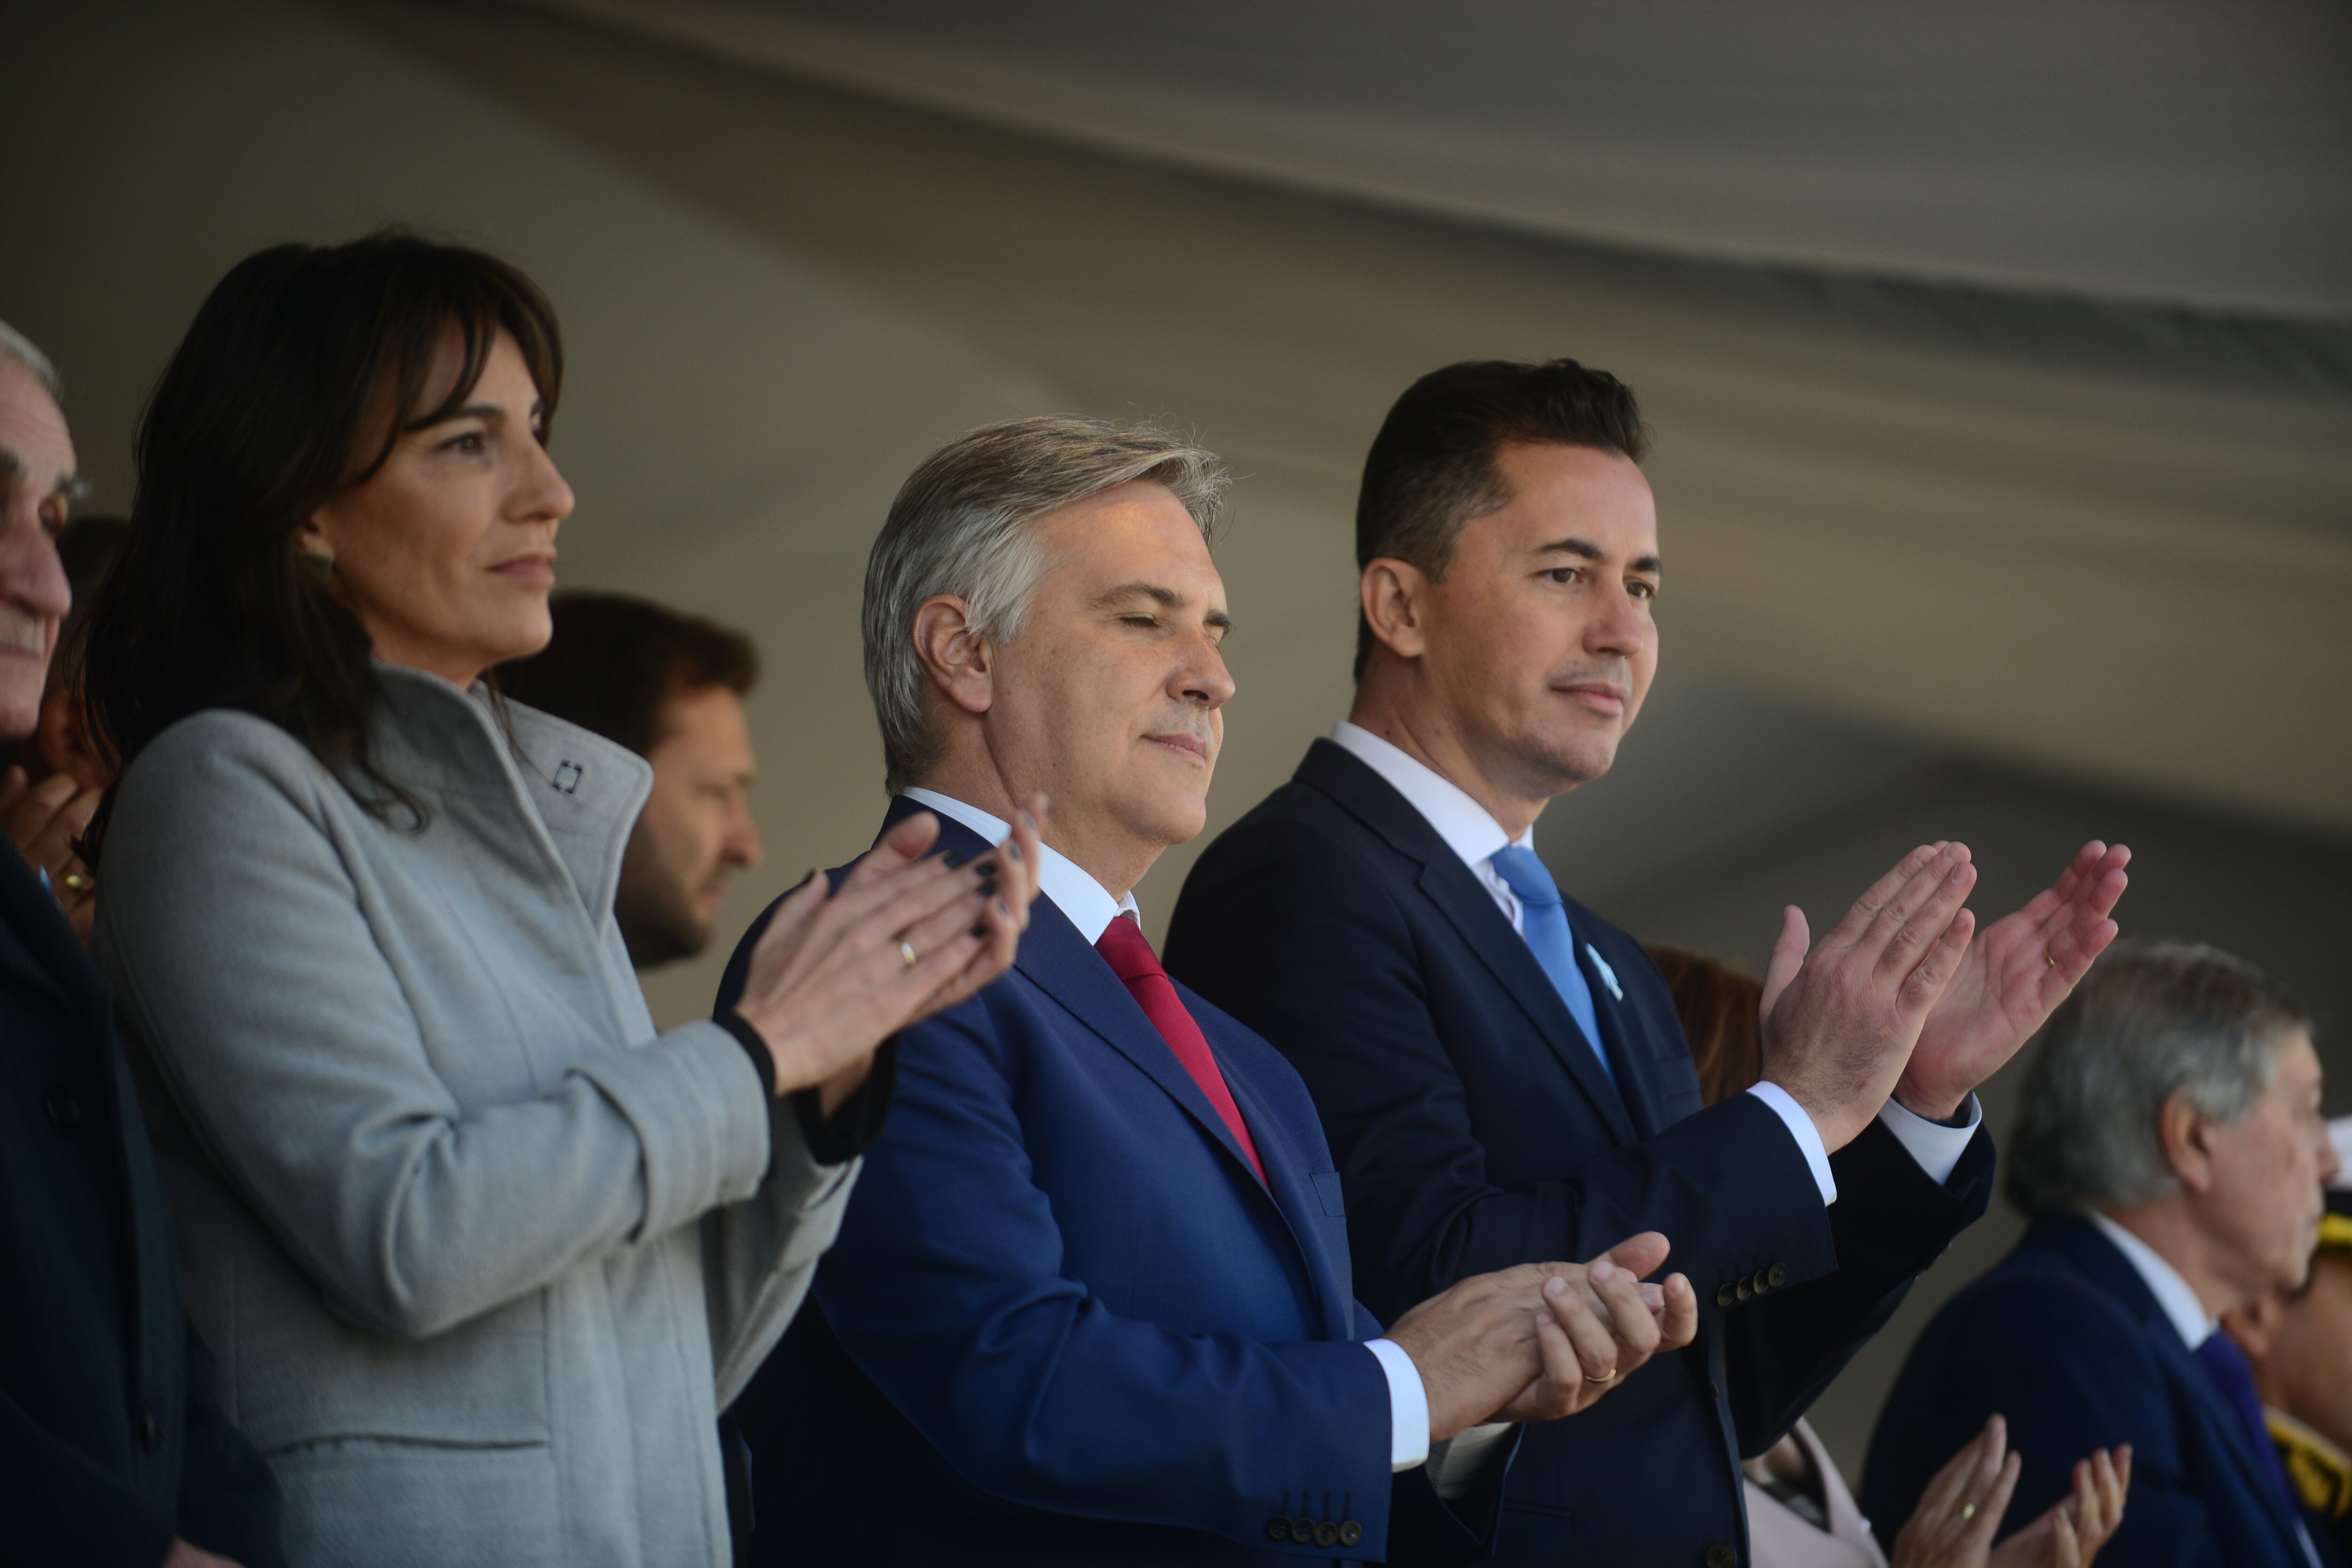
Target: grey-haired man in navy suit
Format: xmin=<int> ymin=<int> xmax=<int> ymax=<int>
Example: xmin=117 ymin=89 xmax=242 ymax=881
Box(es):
xmin=1168 ymin=358 xmax=2133 ymax=1567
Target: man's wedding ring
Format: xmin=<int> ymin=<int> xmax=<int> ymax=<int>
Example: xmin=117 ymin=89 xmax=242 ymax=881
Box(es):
xmin=2044 ymin=950 xmax=2058 ymax=967
xmin=1584 ymin=1368 xmax=1616 ymax=1383
xmin=60 ymin=870 xmax=92 ymax=894
xmin=1959 ymin=1501 xmax=1978 ymax=1521
xmin=899 ymin=939 xmax=919 ymax=968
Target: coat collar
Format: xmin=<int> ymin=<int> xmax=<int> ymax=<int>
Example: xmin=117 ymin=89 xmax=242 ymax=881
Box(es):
xmin=2035 ymin=1215 xmax=2312 ymax=1557
xmin=1293 ymin=740 xmax=1639 ymax=1145
xmin=367 ymin=662 xmax=650 ymax=926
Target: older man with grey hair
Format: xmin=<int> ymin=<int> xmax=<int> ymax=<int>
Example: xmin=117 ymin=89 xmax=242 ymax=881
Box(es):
xmin=0 ymin=318 xmax=285 ymax=1566
xmin=1863 ymin=940 xmax=2341 ymax=1568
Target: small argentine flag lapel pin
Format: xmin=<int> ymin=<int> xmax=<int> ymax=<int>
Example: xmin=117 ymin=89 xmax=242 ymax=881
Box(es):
xmin=1586 ymin=944 xmax=1624 ymax=1002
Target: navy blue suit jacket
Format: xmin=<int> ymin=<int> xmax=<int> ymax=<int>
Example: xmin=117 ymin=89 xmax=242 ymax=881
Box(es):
xmin=1166 ymin=740 xmax=1994 ymax=1567
xmin=718 ymin=804 xmax=1508 ymax=1566
xmin=1863 ymin=1216 xmax=2319 ymax=1568
xmin=0 ymin=845 xmax=284 ymax=1567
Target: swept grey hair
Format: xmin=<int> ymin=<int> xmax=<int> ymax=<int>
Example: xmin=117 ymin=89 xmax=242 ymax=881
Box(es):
xmin=0 ymin=318 xmax=61 ymax=398
xmin=863 ymin=415 xmax=1228 ymax=795
xmin=2004 ymin=939 xmax=2311 ymax=1217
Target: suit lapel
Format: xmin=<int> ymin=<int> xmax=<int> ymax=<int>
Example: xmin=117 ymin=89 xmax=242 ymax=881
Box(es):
xmin=1207 ymin=1021 xmax=1357 ymax=1340
xmin=1298 ymin=742 xmax=1638 ymax=1147
xmin=0 ymin=844 xmax=104 ymax=1032
xmin=2057 ymin=1220 xmax=2312 ymax=1563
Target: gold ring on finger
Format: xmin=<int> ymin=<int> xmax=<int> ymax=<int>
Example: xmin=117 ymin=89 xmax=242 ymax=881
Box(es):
xmin=1584 ymin=1368 xmax=1616 ymax=1383
xmin=2044 ymin=951 xmax=2058 ymax=967
xmin=60 ymin=870 xmax=92 ymax=893
xmin=898 ymin=939 xmax=919 ymax=968
xmin=1958 ymin=1501 xmax=1977 ymax=1521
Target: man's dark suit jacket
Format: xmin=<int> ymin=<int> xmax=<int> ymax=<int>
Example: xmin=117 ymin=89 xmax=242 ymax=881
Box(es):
xmin=1166 ymin=740 xmax=1994 ymax=1568
xmin=0 ymin=844 xmax=284 ymax=1567
xmin=1864 ymin=1216 xmax=2322 ymax=1568
xmin=717 ymin=803 xmax=1510 ymax=1567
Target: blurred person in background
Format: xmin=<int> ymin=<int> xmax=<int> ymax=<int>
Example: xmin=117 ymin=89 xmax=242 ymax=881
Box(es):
xmin=1168 ymin=357 xmax=2131 ymax=1568
xmin=1864 ymin=941 xmax=2338 ymax=1568
xmin=1653 ymin=945 xmax=2128 ymax=1568
xmin=0 ymin=318 xmax=285 ymax=1568
xmin=720 ymin=414 xmax=1698 ymax=1567
xmin=2 ymin=511 xmax=127 ymax=945
xmin=2222 ymin=1121 xmax=2352 ymax=1564
xmin=75 ymin=234 xmax=1039 ymax=1568
xmin=498 ymin=590 xmax=763 ymax=969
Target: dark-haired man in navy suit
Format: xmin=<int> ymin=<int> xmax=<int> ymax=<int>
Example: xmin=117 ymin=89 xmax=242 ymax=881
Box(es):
xmin=1166 ymin=359 xmax=2132 ymax=1567
xmin=718 ymin=415 xmax=1700 ymax=1567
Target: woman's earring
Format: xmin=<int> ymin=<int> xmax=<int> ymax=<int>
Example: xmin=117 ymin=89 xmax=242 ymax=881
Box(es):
xmin=295 ymin=548 xmax=335 ymax=581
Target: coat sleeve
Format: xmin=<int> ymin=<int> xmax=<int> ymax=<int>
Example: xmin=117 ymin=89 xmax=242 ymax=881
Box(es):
xmin=808 ymin=992 xmax=1406 ymax=1562
xmin=95 ymin=716 xmax=779 ymax=1341
xmin=1165 ymin=817 xmax=1837 ymax=1324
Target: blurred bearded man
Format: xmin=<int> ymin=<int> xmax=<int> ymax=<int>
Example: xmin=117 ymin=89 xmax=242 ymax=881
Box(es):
xmin=499 ymin=591 xmax=761 ymax=967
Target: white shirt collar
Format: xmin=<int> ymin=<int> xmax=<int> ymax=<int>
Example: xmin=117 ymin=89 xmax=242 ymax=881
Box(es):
xmin=899 ymin=788 xmax=1137 ymax=945
xmin=1329 ymin=721 xmax=1533 ymax=869
xmin=2088 ymin=1210 xmax=2218 ymax=1351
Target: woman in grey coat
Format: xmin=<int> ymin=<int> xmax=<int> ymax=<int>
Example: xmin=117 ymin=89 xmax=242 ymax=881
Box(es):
xmin=77 ymin=234 xmax=1042 ymax=1568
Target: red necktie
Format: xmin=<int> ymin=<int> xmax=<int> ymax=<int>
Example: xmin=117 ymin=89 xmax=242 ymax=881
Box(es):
xmin=1095 ymin=914 xmax=1268 ymax=1186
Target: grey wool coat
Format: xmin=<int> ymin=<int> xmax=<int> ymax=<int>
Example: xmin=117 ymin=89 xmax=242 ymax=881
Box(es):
xmin=95 ymin=663 xmax=855 ymax=1568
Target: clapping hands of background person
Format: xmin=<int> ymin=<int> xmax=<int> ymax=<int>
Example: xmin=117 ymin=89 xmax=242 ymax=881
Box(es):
xmin=730 ymin=798 xmax=1046 ymax=1113
xmin=1891 ymin=1415 xmax=2129 ymax=1568
xmin=1894 ymin=841 xmax=2130 ymax=1120
xmin=1387 ymin=1232 xmax=1700 ymax=1440
xmin=0 ymin=763 xmax=100 ymax=945
xmin=1756 ymin=842 xmax=1981 ymax=1150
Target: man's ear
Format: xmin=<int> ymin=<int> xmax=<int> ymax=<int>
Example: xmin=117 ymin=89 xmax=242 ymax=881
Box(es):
xmin=912 ymin=594 xmax=993 ymax=717
xmin=1359 ymin=558 xmax=1433 ymax=663
xmin=2158 ymin=1090 xmax=2218 ymax=1195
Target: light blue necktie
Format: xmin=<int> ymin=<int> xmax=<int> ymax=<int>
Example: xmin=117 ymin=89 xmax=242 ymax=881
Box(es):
xmin=1488 ymin=845 xmax=1613 ymax=1085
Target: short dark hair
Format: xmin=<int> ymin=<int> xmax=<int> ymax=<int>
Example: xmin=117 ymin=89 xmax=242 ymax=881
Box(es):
xmin=82 ymin=231 xmax=563 ymax=860
xmin=496 ymin=591 xmax=757 ymax=758
xmin=1353 ymin=358 xmax=1649 ymax=679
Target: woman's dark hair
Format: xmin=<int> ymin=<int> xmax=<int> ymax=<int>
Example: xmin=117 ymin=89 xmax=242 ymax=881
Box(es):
xmin=1644 ymin=945 xmax=1764 ymax=1109
xmin=79 ymin=232 xmax=562 ymax=862
xmin=1354 ymin=358 xmax=1648 ymax=679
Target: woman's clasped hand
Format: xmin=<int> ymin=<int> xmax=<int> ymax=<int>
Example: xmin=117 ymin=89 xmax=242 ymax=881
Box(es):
xmin=730 ymin=796 xmax=1046 ymax=1111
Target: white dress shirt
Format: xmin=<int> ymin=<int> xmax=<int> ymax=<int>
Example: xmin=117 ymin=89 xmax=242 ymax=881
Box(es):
xmin=1327 ymin=722 xmax=1981 ymax=1204
xmin=2085 ymin=1210 xmax=2216 ymax=1351
xmin=898 ymin=788 xmax=1438 ymax=1472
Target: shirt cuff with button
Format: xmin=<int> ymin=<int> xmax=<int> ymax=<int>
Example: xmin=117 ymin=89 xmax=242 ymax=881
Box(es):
xmin=1747 ymin=1082 xmax=1984 ymax=1205
xmin=1364 ymin=1337 xmax=1431 ymax=1471
xmin=1876 ymin=1091 xmax=1981 ymax=1186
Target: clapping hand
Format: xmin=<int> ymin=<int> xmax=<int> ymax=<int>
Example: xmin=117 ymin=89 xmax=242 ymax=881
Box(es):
xmin=731 ymin=797 xmax=1046 ymax=1110
xmin=1893 ymin=842 xmax=2129 ymax=1120
xmin=1757 ymin=843 xmax=1980 ymax=1151
xmin=1891 ymin=1414 xmax=2130 ymax=1568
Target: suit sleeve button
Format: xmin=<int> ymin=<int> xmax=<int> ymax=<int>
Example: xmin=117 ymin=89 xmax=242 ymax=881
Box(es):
xmin=1735 ymin=1277 xmax=1753 ymax=1301
xmin=1706 ymin=1545 xmax=1738 ymax=1568
xmin=1289 ymin=1516 xmax=1316 ymax=1544
xmin=1338 ymin=1520 xmax=1363 ymax=1547
xmin=1315 ymin=1522 xmax=1338 ymax=1547
xmin=139 ymin=1406 xmax=163 ymax=1450
xmin=1267 ymin=1517 xmax=1290 ymax=1541
xmin=1768 ymin=1263 xmax=1788 ymax=1288
xmin=1716 ymin=1284 xmax=1735 ymax=1307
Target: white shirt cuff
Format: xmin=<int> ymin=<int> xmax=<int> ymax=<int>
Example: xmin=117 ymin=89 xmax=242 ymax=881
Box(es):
xmin=1365 ymin=1337 xmax=1430 ymax=1471
xmin=1877 ymin=1093 xmax=1982 ymax=1186
xmin=1747 ymin=1081 xmax=1837 ymax=1206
